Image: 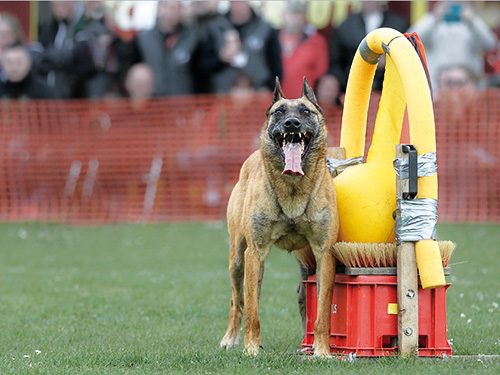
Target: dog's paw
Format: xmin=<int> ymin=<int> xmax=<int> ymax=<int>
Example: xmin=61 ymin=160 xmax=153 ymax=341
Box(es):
xmin=313 ymin=350 xmax=332 ymax=358
xmin=220 ymin=331 xmax=240 ymax=349
xmin=244 ymin=343 xmax=264 ymax=356
xmin=244 ymin=345 xmax=260 ymax=356
xmin=312 ymin=344 xmax=332 ymax=358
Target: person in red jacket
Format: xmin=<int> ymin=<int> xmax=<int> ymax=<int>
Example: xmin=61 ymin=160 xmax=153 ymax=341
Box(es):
xmin=279 ymin=2 xmax=328 ymax=98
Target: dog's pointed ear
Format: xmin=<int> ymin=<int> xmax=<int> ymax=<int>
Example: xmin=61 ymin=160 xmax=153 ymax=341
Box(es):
xmin=301 ymin=77 xmax=317 ymax=105
xmin=267 ymin=77 xmax=286 ymax=117
xmin=272 ymin=77 xmax=285 ymax=105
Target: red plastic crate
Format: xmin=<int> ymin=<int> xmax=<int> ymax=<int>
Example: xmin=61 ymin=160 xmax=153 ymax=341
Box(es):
xmin=301 ymin=273 xmax=452 ymax=357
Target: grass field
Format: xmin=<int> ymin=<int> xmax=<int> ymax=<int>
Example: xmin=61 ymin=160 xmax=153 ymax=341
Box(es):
xmin=0 ymin=222 xmax=499 ymax=374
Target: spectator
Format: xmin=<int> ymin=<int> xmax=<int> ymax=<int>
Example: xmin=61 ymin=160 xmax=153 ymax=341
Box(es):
xmin=199 ymin=1 xmax=282 ymax=93
xmin=0 ymin=13 xmax=26 ymax=77
xmin=189 ymin=1 xmax=220 ymax=34
xmin=438 ymin=65 xmax=478 ymax=91
xmin=0 ymin=13 xmax=25 ymax=53
xmin=317 ymin=1 xmax=409 ymax=104
xmin=187 ymin=1 xmax=222 ymax=94
xmin=0 ymin=43 xmax=56 ymax=99
xmin=124 ymin=63 xmax=155 ymax=109
xmin=35 ymin=1 xmax=94 ymax=99
xmin=409 ymin=1 xmax=497 ymax=89
xmin=230 ymin=70 xmax=257 ymax=99
xmin=135 ymin=1 xmax=200 ymax=96
xmin=436 ymin=64 xmax=479 ymax=122
xmin=485 ymin=22 xmax=500 ymax=87
xmin=83 ymin=1 xmax=140 ymax=98
xmin=279 ymin=1 xmax=328 ymax=98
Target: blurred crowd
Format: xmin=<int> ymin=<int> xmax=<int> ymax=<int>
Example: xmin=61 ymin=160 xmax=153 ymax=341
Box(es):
xmin=0 ymin=1 xmax=499 ymax=103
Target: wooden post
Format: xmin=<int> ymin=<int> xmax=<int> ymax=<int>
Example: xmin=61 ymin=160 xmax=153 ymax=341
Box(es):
xmin=395 ymin=145 xmax=419 ymax=357
xmin=397 ymin=243 xmax=419 ymax=356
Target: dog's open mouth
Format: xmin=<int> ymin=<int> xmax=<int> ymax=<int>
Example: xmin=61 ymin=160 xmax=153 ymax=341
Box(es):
xmin=274 ymin=132 xmax=314 ymax=176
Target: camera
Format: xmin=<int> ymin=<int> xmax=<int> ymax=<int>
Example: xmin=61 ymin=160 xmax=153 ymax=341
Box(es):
xmin=443 ymin=3 xmax=462 ymax=22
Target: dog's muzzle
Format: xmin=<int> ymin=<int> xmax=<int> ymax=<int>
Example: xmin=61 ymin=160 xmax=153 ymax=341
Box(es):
xmin=274 ymin=125 xmax=314 ymax=176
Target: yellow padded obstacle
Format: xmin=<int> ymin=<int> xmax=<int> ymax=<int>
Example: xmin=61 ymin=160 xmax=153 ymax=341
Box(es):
xmin=333 ymin=28 xmax=445 ymax=289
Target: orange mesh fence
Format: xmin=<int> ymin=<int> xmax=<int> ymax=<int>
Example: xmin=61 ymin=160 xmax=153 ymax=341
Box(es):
xmin=0 ymin=91 xmax=498 ymax=224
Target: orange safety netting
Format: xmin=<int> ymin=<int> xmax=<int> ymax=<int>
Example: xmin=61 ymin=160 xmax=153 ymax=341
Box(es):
xmin=0 ymin=91 xmax=499 ymax=224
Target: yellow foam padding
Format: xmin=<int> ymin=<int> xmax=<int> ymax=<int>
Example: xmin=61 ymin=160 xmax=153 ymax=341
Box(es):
xmin=382 ymin=34 xmax=438 ymax=203
xmin=340 ymin=50 xmax=378 ymax=159
xmin=364 ymin=28 xmax=403 ymax=55
xmin=335 ymin=162 xmax=396 ymax=243
xmin=416 ymin=176 xmax=438 ymax=200
xmin=366 ymin=56 xmax=406 ymax=165
xmin=345 ymin=28 xmax=438 ymax=198
xmin=415 ymin=240 xmax=446 ymax=289
xmin=335 ymin=53 xmax=404 ymax=243
xmin=388 ymin=38 xmax=436 ymax=156
xmin=336 ymin=27 xmax=444 ymax=288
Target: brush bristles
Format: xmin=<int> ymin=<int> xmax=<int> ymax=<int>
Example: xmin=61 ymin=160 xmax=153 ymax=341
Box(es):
xmin=333 ymin=241 xmax=456 ymax=268
xmin=438 ymin=240 xmax=456 ymax=267
xmin=333 ymin=242 xmax=397 ymax=267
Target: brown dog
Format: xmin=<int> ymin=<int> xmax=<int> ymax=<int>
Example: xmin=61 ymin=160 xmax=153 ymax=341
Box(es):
xmin=220 ymin=77 xmax=339 ymax=356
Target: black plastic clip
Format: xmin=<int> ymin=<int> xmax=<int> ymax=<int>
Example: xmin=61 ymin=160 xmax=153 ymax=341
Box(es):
xmin=402 ymin=144 xmax=418 ymax=200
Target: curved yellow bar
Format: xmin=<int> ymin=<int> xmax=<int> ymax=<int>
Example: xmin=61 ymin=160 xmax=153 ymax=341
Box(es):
xmin=366 ymin=55 xmax=406 ymax=166
xmin=335 ymin=55 xmax=404 ymax=244
xmin=340 ymin=28 xmax=403 ymax=159
xmin=340 ymin=50 xmax=377 ymax=159
xmin=335 ymin=27 xmax=444 ymax=289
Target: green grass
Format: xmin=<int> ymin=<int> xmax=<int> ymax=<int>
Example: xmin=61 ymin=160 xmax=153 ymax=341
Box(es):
xmin=0 ymin=222 xmax=499 ymax=374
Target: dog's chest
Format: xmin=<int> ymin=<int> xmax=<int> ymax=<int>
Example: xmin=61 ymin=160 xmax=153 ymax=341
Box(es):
xmin=278 ymin=197 xmax=308 ymax=220
xmin=252 ymin=210 xmax=325 ymax=251
xmin=274 ymin=214 xmax=312 ymax=249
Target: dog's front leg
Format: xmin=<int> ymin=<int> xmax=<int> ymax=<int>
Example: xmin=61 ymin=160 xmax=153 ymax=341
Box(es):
xmin=314 ymin=249 xmax=336 ymax=356
xmin=244 ymin=244 xmax=269 ymax=355
xmin=220 ymin=241 xmax=245 ymax=349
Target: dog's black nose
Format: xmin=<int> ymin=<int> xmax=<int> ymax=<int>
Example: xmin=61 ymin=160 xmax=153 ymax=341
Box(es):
xmin=284 ymin=117 xmax=301 ymax=132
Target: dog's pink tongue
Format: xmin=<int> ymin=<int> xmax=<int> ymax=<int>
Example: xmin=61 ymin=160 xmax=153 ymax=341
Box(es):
xmin=282 ymin=142 xmax=304 ymax=176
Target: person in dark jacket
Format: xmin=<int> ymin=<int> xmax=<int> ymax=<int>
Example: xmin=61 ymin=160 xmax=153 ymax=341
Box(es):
xmin=34 ymin=1 xmax=94 ymax=98
xmin=0 ymin=44 xmax=56 ymax=99
xmin=199 ymin=1 xmax=282 ymax=93
xmin=82 ymin=1 xmax=140 ymax=98
xmin=135 ymin=1 xmax=200 ymax=96
xmin=317 ymin=2 xmax=409 ymax=104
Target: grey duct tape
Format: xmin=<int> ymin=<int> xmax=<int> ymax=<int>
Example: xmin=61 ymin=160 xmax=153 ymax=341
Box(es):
xmin=395 ymin=198 xmax=438 ymax=244
xmin=394 ymin=152 xmax=437 ymax=179
xmin=359 ymin=39 xmax=382 ymax=65
xmin=326 ymin=156 xmax=363 ymax=177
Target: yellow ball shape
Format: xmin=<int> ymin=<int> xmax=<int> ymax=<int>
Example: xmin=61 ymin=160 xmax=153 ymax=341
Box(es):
xmin=333 ymin=162 xmax=396 ymax=243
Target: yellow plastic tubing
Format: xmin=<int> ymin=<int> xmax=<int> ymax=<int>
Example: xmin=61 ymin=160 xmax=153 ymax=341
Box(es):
xmin=334 ymin=28 xmax=445 ymax=289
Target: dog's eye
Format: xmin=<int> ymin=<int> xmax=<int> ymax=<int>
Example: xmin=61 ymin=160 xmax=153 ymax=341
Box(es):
xmin=302 ymin=109 xmax=310 ymax=115
xmin=274 ymin=109 xmax=284 ymax=115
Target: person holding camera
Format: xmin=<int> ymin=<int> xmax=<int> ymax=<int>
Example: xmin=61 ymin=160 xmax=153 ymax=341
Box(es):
xmin=409 ymin=1 xmax=497 ymax=90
